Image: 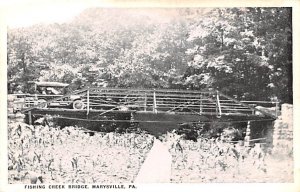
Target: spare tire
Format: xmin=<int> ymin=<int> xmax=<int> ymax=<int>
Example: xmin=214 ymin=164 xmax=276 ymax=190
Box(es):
xmin=72 ymin=100 xmax=85 ymax=110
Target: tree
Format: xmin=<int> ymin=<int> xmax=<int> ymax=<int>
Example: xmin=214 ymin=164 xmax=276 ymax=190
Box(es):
xmin=184 ymin=8 xmax=292 ymax=103
xmin=7 ymin=8 xmax=292 ymax=104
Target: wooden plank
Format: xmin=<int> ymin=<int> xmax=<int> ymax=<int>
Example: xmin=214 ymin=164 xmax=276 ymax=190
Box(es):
xmin=249 ymin=138 xmax=266 ymax=142
xmin=88 ymin=104 xmax=142 ymax=108
xmin=155 ymin=98 xmax=210 ymax=102
xmin=87 ymin=95 xmax=144 ymax=99
xmin=154 ymin=103 xmax=212 ymax=107
xmin=241 ymin=101 xmax=277 ymax=104
xmin=89 ymin=91 xmax=211 ymax=99
xmin=220 ymin=108 xmax=253 ymax=111
xmin=221 ymin=106 xmax=250 ymax=109
xmin=31 ymin=108 xmax=136 ymax=114
xmin=219 ymin=102 xmax=245 ymax=106
xmin=87 ymin=95 xmax=212 ymax=103
xmin=89 ymin=87 xmax=214 ymax=94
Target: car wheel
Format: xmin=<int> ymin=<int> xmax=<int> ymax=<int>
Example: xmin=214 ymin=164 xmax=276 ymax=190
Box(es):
xmin=73 ymin=100 xmax=85 ymax=109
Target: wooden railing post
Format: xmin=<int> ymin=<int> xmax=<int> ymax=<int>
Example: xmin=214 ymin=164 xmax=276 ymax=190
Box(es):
xmin=216 ymin=91 xmax=222 ymax=118
xmin=144 ymin=93 xmax=147 ymax=112
xmin=199 ymin=94 xmax=203 ymax=115
xmin=244 ymin=121 xmax=251 ymax=146
xmin=28 ymin=111 xmax=32 ymax=125
xmin=153 ymin=90 xmax=157 ymax=113
xmin=87 ymin=88 xmax=90 ymax=115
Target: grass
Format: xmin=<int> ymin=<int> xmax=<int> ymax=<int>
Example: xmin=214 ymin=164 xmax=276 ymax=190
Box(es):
xmin=8 ymin=123 xmax=154 ymax=184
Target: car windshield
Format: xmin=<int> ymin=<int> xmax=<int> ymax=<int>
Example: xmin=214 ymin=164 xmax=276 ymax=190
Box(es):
xmin=34 ymin=82 xmax=69 ymax=95
xmin=38 ymin=86 xmax=67 ymax=95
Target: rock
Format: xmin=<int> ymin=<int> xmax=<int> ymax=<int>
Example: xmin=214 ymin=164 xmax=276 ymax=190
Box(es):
xmin=7 ymin=108 xmax=14 ymax=114
xmin=281 ymin=103 xmax=293 ymax=123
xmin=15 ymin=113 xmax=25 ymax=118
xmin=7 ymin=95 xmax=17 ymax=102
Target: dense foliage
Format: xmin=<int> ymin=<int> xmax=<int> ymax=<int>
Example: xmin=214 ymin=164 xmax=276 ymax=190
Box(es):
xmin=7 ymin=8 xmax=292 ymax=103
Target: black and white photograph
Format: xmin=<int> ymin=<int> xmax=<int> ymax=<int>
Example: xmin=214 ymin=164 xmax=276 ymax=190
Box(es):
xmin=0 ymin=0 xmax=299 ymax=191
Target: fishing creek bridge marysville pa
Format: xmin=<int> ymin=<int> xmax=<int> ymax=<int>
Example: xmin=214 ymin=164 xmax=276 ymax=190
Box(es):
xmin=7 ymin=81 xmax=294 ymax=183
xmin=10 ymin=83 xmax=280 ymax=146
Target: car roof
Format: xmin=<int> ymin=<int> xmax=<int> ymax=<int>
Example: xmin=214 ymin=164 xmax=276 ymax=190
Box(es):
xmin=34 ymin=81 xmax=69 ymax=87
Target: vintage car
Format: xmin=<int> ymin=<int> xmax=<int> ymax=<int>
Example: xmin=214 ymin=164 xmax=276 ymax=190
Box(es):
xmin=13 ymin=81 xmax=85 ymax=111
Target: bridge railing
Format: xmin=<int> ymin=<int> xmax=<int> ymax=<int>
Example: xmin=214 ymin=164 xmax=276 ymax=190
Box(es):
xmin=14 ymin=87 xmax=277 ymax=119
xmin=83 ymin=88 xmax=277 ymax=118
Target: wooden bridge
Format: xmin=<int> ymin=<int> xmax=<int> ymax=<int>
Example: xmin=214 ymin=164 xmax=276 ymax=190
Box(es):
xmin=19 ymin=87 xmax=277 ymax=134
